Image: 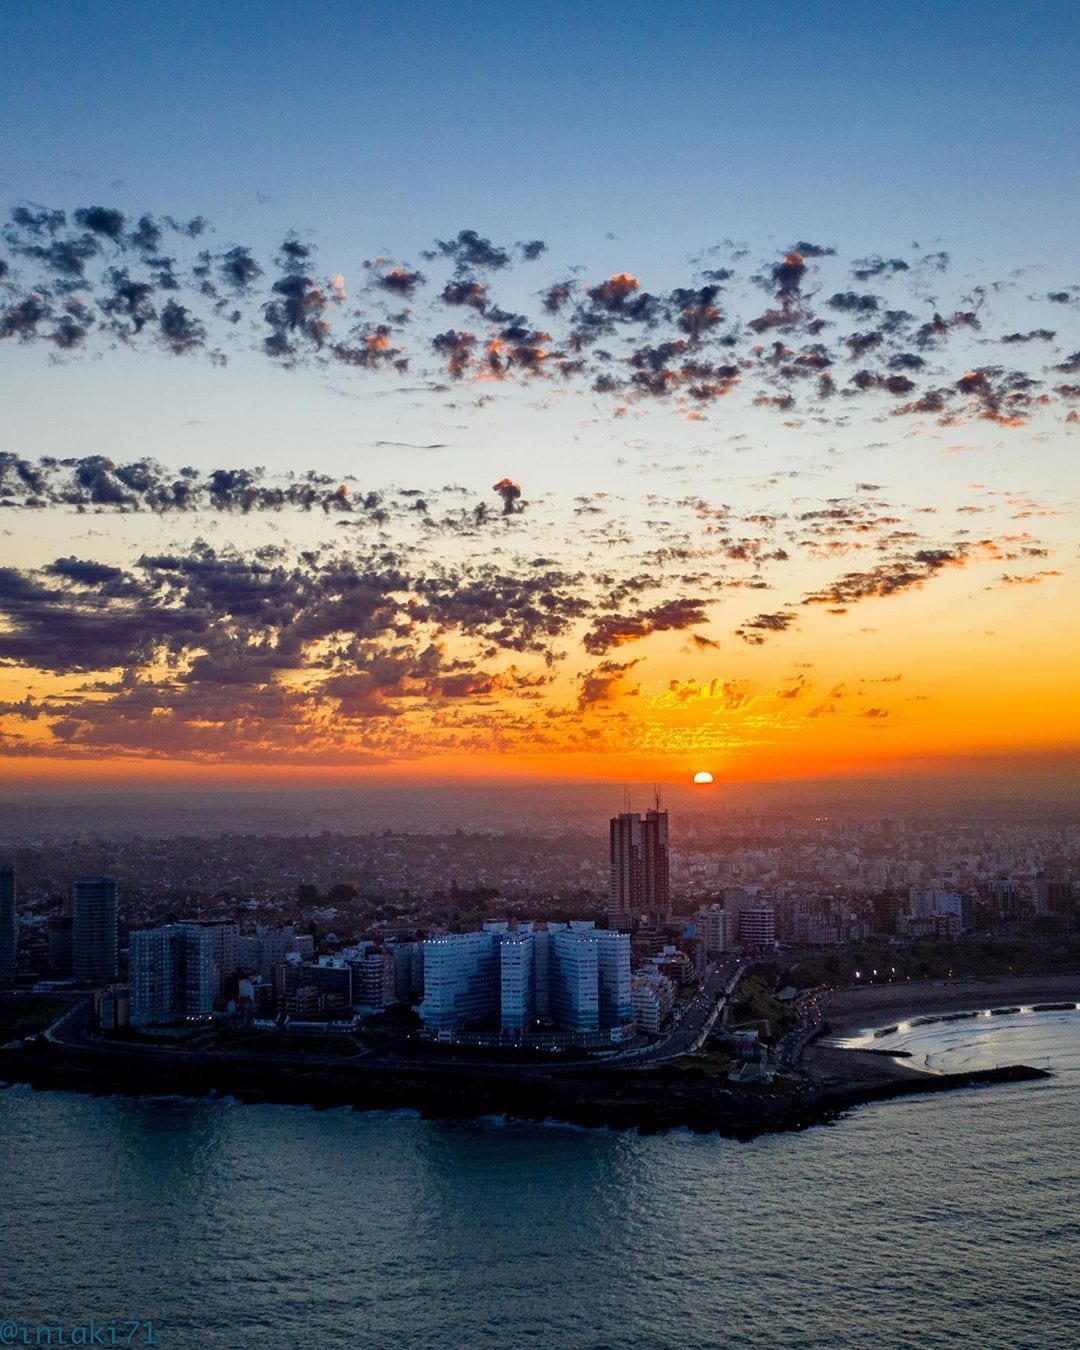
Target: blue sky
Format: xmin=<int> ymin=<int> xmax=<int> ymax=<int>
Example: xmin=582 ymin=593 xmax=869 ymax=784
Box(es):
xmin=4 ymin=0 xmax=1078 ymax=265
xmin=2 ymin=0 xmax=1078 ymax=482
xmin=0 ymin=1 xmax=1077 ymax=782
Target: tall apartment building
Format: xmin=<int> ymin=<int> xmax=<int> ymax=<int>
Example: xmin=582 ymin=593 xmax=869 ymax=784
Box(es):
xmin=909 ymin=886 xmax=972 ymax=930
xmin=609 ymin=812 xmax=643 ymax=917
xmin=642 ymin=808 xmax=670 ymax=913
xmin=0 ymin=866 xmax=16 ymax=981
xmin=595 ymin=928 xmax=633 ymax=1027
xmin=129 ymin=923 xmax=214 ymax=1026
xmin=499 ymin=930 xmax=535 ymax=1032
xmin=631 ymin=970 xmax=675 ymax=1035
xmin=388 ymin=938 xmax=425 ymax=1003
xmin=421 ymin=921 xmax=632 ymax=1037
xmin=420 ymin=929 xmax=501 ymax=1031
xmin=48 ymin=916 xmax=74 ymax=978
xmin=187 ymin=919 xmax=239 ymax=997
xmin=348 ymin=948 xmax=396 ymax=1010
xmin=550 ymin=925 xmax=599 ymax=1032
xmin=739 ymin=907 xmax=776 ymax=948
xmin=609 ymin=808 xmax=670 ymax=919
xmin=303 ymin=958 xmax=353 ymax=1011
xmin=696 ymin=903 xmax=732 ymax=955
xmin=72 ymin=877 xmax=118 ymax=982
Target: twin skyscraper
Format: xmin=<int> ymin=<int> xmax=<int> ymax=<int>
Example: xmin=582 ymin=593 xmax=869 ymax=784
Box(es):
xmin=609 ymin=807 xmax=670 ymax=923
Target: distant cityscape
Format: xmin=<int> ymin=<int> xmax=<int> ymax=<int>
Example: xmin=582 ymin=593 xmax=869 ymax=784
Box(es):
xmin=1 ymin=802 xmax=1078 ymax=1051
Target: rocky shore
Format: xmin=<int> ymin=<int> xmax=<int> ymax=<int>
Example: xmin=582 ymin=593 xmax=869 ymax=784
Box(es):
xmin=0 ymin=1027 xmax=1050 ymax=1140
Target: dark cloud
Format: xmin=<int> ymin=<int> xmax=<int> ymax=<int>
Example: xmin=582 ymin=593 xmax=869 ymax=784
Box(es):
xmin=431 ymin=229 xmax=511 ymax=272
xmin=583 ymin=598 xmax=709 ymax=654
xmin=99 ymin=268 xmax=156 ymax=336
xmin=1000 ymin=329 xmax=1054 ymax=344
xmin=128 ymin=214 xmax=162 ymax=252
xmin=766 ymin=251 xmax=807 ymax=301
xmin=432 ymin=328 xmax=477 ymax=378
xmin=578 ymin=659 xmax=640 ymax=709
xmin=734 ymin=611 xmax=797 ymax=645
xmin=376 ymin=266 xmax=426 ymax=296
xmin=166 ymin=215 xmax=208 ymax=238
xmin=668 ymin=285 xmax=725 ymax=338
xmin=441 ymin=279 xmax=489 ymax=312
xmin=827 ymin=291 xmax=880 ymax=313
xmin=542 ymin=281 xmax=574 ymax=313
xmin=159 ymin=299 xmax=206 ymax=354
xmin=0 ymin=197 xmax=1072 ymax=428
xmin=9 ymin=205 xmax=67 ymax=235
xmin=1 ymin=293 xmax=51 ymax=340
xmin=850 ymin=256 xmax=909 ymax=281
xmin=73 ymin=206 xmax=125 ymax=239
xmin=492 ymin=477 xmax=523 ymax=516
xmin=47 ymin=557 xmax=126 ymax=585
xmin=802 ymin=548 xmax=967 ymax=605
xmin=0 ymin=456 xmax=380 ymax=515
xmin=220 ymin=245 xmax=262 ymax=290
xmin=263 ymin=270 xmax=330 ymax=357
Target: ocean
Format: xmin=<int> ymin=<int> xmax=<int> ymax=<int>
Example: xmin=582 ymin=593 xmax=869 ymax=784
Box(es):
xmin=2 ymin=1009 xmax=1078 ymax=1349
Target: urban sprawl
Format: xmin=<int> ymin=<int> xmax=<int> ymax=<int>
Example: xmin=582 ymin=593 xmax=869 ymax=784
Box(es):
xmin=1 ymin=803 xmax=1077 ymax=1057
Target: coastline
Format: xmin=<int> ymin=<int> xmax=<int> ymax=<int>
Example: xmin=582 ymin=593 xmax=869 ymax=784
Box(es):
xmin=0 ymin=974 xmax=1065 ymax=1137
xmin=803 ymin=973 xmax=1080 ymax=1088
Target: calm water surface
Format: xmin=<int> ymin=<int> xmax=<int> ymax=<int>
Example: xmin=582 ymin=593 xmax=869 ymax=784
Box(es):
xmin=2 ymin=1010 xmax=1079 ymax=1349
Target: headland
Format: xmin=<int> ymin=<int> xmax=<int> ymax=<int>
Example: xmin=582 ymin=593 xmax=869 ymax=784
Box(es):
xmin=0 ymin=979 xmax=1061 ymax=1139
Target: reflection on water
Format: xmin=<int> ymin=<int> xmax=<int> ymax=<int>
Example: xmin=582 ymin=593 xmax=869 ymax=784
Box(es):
xmin=2 ymin=1010 xmax=1079 ymax=1350
xmin=836 ymin=1005 xmax=1080 ymax=1075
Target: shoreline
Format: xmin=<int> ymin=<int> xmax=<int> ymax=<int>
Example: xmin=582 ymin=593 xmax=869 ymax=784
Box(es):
xmin=802 ymin=973 xmax=1080 ymax=1087
xmin=0 ymin=978 xmax=1064 ymax=1136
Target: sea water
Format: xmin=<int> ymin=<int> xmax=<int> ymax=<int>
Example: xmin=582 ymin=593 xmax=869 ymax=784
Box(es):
xmin=2 ymin=1009 xmax=1078 ymax=1349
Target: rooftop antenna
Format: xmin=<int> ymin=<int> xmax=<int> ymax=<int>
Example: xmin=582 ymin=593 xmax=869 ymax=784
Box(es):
xmin=623 ymin=784 xmax=632 ymax=812
xmin=654 ymin=783 xmax=663 ymax=812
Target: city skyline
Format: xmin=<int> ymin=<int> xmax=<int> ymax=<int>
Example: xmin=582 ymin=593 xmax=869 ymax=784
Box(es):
xmin=3 ymin=7 xmax=1078 ymax=1347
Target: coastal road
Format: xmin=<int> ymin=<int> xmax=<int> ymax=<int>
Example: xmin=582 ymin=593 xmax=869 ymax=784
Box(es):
xmin=775 ymin=986 xmax=828 ymax=1070
xmin=616 ymin=959 xmax=746 ymax=1066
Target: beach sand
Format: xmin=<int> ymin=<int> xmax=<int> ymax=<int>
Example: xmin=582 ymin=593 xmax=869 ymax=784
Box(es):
xmin=803 ymin=973 xmax=1080 ymax=1086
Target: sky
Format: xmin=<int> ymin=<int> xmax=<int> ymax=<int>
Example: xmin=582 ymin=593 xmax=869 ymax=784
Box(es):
xmin=0 ymin=0 xmax=1078 ymax=790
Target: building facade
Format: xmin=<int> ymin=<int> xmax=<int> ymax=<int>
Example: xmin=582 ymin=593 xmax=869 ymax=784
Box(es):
xmin=499 ymin=929 xmax=536 ymax=1032
xmin=421 ymin=920 xmax=632 ymax=1041
xmin=609 ymin=808 xmax=670 ymax=919
xmin=420 ymin=929 xmax=501 ymax=1031
xmin=72 ymin=877 xmax=118 ymax=982
xmin=0 ymin=866 xmax=16 ymax=981
xmin=739 ymin=907 xmax=777 ymax=947
xmin=595 ymin=929 xmax=633 ymax=1027
xmin=129 ymin=922 xmax=214 ymax=1026
xmin=188 ymin=919 xmax=239 ymax=997
xmin=696 ymin=903 xmax=732 ymax=955
xmin=550 ymin=926 xmax=600 ymax=1032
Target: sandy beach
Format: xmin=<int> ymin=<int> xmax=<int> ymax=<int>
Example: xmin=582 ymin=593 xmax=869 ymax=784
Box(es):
xmin=803 ymin=973 xmax=1080 ymax=1086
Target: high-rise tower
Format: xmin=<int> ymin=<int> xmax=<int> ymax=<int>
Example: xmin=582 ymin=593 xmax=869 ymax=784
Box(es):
xmin=609 ymin=812 xmax=643 ymax=917
xmin=642 ymin=807 xmax=670 ymax=913
xmin=609 ymin=805 xmax=670 ymax=921
xmin=0 ymin=866 xmax=16 ymax=981
xmin=72 ymin=877 xmax=118 ymax=982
